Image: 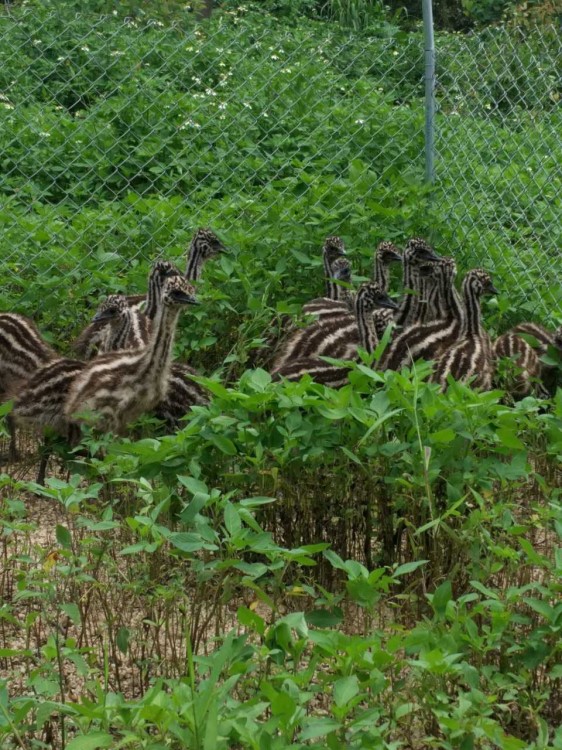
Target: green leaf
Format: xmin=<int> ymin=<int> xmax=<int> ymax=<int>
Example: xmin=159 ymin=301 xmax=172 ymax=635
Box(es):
xmin=523 ymin=598 xmax=554 ymax=622
xmin=239 ymin=496 xmax=276 ymax=507
xmin=56 ymin=525 xmax=72 ymax=549
xmin=305 ymin=609 xmax=343 ymax=628
xmin=237 ymin=606 xmax=265 ymax=635
xmin=429 ymin=428 xmax=456 ymax=444
xmin=177 ymin=476 xmax=209 ymax=496
xmin=248 ymin=368 xmax=272 ymax=391
xmin=333 ymin=675 xmax=359 ymax=707
xmin=432 ymin=580 xmax=452 ymax=616
xmin=209 ymin=434 xmax=237 ymax=455
xmin=169 ymin=532 xmax=205 ymax=553
xmin=497 ymin=427 xmax=525 ymax=450
xmin=299 ymin=718 xmax=341 ymax=740
xmin=340 ymin=446 xmax=363 ymax=465
xmin=394 ymin=560 xmax=428 ymax=578
xmin=60 ymin=603 xmax=81 ymax=626
xmin=66 ymin=734 xmax=115 ymax=750
xmin=224 ymin=502 xmax=242 ymax=536
xmin=116 ymin=627 xmax=130 ymax=654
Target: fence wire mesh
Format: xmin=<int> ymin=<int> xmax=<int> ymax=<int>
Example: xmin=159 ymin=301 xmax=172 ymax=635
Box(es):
xmin=435 ymin=26 xmax=561 ymax=319
xmin=0 ymin=4 xmax=560 ymax=333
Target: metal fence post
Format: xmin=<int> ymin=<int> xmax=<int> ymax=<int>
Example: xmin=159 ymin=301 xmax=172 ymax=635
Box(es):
xmin=422 ymin=0 xmax=436 ymax=185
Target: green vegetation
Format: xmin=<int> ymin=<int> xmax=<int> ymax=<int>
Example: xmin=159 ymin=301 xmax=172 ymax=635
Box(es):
xmin=0 ymin=2 xmax=561 ymax=748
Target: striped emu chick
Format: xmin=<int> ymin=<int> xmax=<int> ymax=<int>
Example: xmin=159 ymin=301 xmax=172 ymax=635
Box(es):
xmin=73 ymin=295 xmax=150 ymax=359
xmin=510 ymin=322 xmax=557 ymax=357
xmin=301 ymin=235 xmax=348 ymax=318
xmin=493 ymin=332 xmax=545 ymax=398
xmin=153 ymin=363 xmax=209 ymax=429
xmin=303 ymin=257 xmax=354 ymax=322
xmin=496 ymin=322 xmax=562 ymax=397
xmin=0 ymin=313 xmax=59 ymax=461
xmin=10 ymin=295 xmax=151 ymax=464
xmin=381 ymin=257 xmax=464 ymax=371
xmin=65 ymin=276 xmax=198 ymax=435
xmin=125 ymin=229 xmax=224 ymax=310
xmin=395 ymin=238 xmax=441 ymax=328
xmin=185 ymin=227 xmax=226 ymax=282
xmin=123 ymin=260 xmax=183 ymax=320
xmin=303 ymin=240 xmax=402 ymax=324
xmin=10 ymin=356 xmax=87 ymax=483
xmin=273 ymin=282 xmax=398 ymax=384
xmin=431 ymin=269 xmax=498 ymax=391
xmin=371 ymin=241 xmax=403 ymax=337
xmin=260 ymin=235 xmax=347 ymax=368
xmin=97 ymin=295 xmax=150 ymax=351
xmin=73 ymin=261 xmax=180 ymax=358
xmin=11 ymin=358 xmax=85 ymax=438
xmin=14 ymin=297 xmax=150 ymax=430
xmin=0 ymin=313 xmax=57 ymax=399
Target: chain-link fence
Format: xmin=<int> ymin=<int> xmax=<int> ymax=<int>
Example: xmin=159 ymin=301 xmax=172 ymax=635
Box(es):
xmin=0 ymin=3 xmax=559 ymax=328
xmin=435 ymin=26 xmax=561 ymax=318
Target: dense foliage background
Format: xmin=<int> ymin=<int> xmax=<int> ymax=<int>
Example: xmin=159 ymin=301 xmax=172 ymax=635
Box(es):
xmin=0 ymin=1 xmax=561 ymax=748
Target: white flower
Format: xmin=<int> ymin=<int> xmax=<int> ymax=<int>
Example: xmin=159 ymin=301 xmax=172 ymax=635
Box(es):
xmin=205 ymin=88 xmax=217 ymax=96
xmin=179 ymin=118 xmax=201 ymax=130
xmin=81 ymin=45 xmax=90 ymax=52
xmin=218 ymin=102 xmax=227 ymax=110
xmin=32 ymin=39 xmax=42 ymax=46
xmin=2 ymin=103 xmax=14 ymax=110
xmin=355 ymin=119 xmax=365 ymax=125
xmin=57 ymin=56 xmax=65 ymax=62
xmin=110 ymin=50 xmax=124 ymax=57
xmin=39 ymin=131 xmax=51 ymax=137
xmin=281 ymin=68 xmax=292 ymax=74
xmin=271 ymin=54 xmax=279 ymax=61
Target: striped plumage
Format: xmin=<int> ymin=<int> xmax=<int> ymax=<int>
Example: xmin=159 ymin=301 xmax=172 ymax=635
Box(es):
xmin=10 ymin=356 xmax=86 ymax=484
xmin=302 ymin=241 xmax=402 ymax=325
xmin=301 ymin=236 xmax=348 ymax=320
xmin=73 ymin=294 xmax=150 ymax=359
xmin=271 ymin=356 xmax=352 ymax=388
xmin=185 ymin=227 xmax=226 ymax=282
xmin=258 ymin=236 xmax=347 ymax=367
xmin=73 ymin=261 xmax=180 ymax=358
xmin=371 ymin=241 xmax=402 ymax=337
xmin=94 ymin=295 xmax=149 ymax=351
xmin=430 ymin=269 xmax=498 ymax=391
xmin=0 ymin=313 xmax=59 ymax=462
xmin=10 ymin=295 xmax=153 ymax=452
xmin=321 ymin=235 xmax=346 ymax=297
xmin=510 ymin=322 xmax=557 ymax=356
xmin=273 ymin=282 xmax=398 ymax=384
xmin=395 ymin=238 xmax=441 ymax=328
xmin=302 ymin=257 xmax=354 ymax=321
xmin=65 ymin=276 xmax=198 ymax=434
xmin=495 ymin=322 xmax=562 ymax=397
xmin=373 ymin=241 xmax=402 ymax=291
xmin=0 ymin=313 xmax=58 ymax=400
xmin=12 ymin=358 xmax=86 ymax=436
xmin=493 ymin=332 xmax=545 ymax=398
xmin=381 ymin=257 xmax=464 ymax=371
xmin=153 ymin=363 xmax=209 ymax=428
